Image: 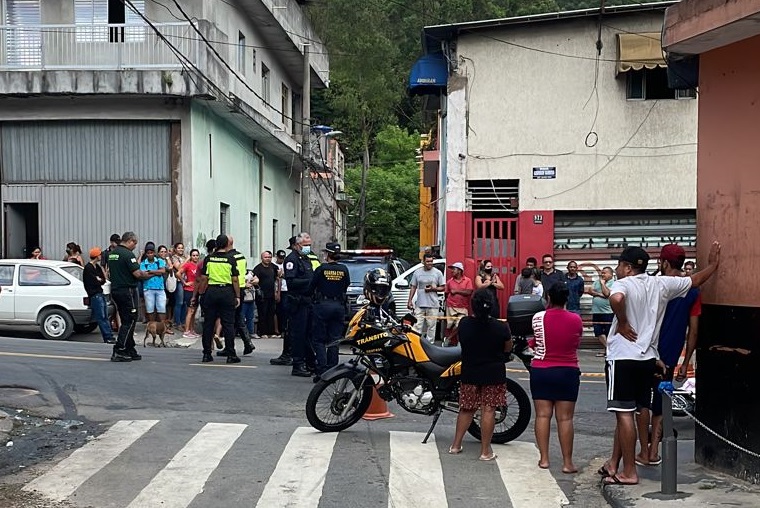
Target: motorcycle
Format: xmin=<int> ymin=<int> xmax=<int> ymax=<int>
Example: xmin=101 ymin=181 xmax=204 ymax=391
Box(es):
xmin=305 ymin=301 xmax=533 ymax=444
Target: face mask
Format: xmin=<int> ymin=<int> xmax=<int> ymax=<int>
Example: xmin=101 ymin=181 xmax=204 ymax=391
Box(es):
xmin=484 ymin=268 xmax=492 ymax=274
xmin=301 ymin=246 xmax=312 ymax=255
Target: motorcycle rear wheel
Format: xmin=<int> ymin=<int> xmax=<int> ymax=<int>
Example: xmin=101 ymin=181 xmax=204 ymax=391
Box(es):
xmin=306 ymin=373 xmax=374 ymax=432
xmin=466 ymin=377 xmax=532 ymax=444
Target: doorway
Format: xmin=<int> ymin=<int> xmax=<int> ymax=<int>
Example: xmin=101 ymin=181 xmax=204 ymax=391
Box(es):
xmin=4 ymin=203 xmax=39 ymax=259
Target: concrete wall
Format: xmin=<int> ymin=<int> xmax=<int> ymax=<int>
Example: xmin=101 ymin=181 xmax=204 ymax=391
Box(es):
xmin=453 ymin=12 xmax=697 ymax=211
xmin=189 ymin=102 xmax=299 ymax=263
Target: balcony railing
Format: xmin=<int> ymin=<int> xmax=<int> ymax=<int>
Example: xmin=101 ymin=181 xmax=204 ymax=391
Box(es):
xmin=0 ymin=23 xmax=197 ymax=70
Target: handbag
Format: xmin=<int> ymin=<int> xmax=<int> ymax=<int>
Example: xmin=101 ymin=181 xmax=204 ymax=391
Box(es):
xmin=165 ymin=268 xmax=178 ymax=292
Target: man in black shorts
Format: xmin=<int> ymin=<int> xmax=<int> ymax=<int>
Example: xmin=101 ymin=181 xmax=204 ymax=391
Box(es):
xmin=601 ymin=243 xmax=721 ymax=486
xmin=107 ymin=232 xmax=150 ymax=362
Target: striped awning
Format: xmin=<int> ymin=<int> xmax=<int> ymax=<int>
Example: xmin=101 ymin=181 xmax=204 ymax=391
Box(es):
xmin=616 ymin=32 xmax=667 ymax=74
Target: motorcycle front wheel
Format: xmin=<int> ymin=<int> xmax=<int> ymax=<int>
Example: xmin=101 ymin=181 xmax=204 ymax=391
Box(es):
xmin=306 ymin=372 xmax=374 ymax=432
xmin=466 ymin=377 xmax=532 ymax=444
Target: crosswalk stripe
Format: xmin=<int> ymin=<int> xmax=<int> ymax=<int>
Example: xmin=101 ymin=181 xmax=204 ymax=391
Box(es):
xmin=388 ymin=431 xmax=447 ymax=508
xmin=255 ymin=426 xmax=338 ymax=508
xmin=22 ymin=419 xmax=159 ymax=502
xmin=495 ymin=441 xmax=570 ymax=507
xmin=127 ymin=422 xmax=247 ymax=508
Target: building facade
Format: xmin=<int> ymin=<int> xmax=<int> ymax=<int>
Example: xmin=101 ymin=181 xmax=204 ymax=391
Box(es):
xmin=0 ymin=0 xmax=331 ymax=261
xmin=663 ymin=0 xmax=760 ymax=482
xmin=412 ymin=2 xmax=697 ymax=315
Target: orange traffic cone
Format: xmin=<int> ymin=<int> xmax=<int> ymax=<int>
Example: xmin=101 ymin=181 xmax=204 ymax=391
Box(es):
xmin=362 ymin=386 xmax=394 ymax=421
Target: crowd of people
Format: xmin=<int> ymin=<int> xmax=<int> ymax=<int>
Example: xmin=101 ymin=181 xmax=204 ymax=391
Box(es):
xmin=53 ymin=231 xmax=349 ymax=380
xmin=404 ymin=243 xmax=719 ymax=482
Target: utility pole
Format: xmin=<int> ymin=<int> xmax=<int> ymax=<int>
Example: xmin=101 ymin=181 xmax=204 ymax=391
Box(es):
xmin=300 ymin=43 xmax=311 ymax=234
xmin=358 ymin=142 xmax=368 ymax=248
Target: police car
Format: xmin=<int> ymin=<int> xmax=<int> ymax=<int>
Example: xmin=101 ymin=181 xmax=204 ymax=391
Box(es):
xmin=342 ymin=249 xmax=404 ymax=319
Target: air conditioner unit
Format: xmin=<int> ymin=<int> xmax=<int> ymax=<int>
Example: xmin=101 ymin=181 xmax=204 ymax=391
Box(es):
xmin=335 ymin=177 xmax=345 ymax=192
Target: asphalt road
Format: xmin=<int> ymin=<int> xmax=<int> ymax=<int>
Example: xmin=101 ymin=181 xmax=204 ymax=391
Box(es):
xmin=0 ymin=329 xmax=695 ymax=508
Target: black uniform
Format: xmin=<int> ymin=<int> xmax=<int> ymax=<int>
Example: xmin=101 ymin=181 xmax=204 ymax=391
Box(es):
xmin=283 ymin=248 xmax=315 ymax=374
xmin=108 ymin=244 xmax=142 ymax=361
xmin=228 ymin=249 xmax=254 ymax=356
xmin=200 ymin=250 xmax=240 ymax=362
xmin=309 ymin=258 xmax=350 ymax=375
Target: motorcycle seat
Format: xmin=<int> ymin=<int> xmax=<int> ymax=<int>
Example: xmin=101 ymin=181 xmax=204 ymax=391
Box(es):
xmin=420 ymin=339 xmax=462 ymax=366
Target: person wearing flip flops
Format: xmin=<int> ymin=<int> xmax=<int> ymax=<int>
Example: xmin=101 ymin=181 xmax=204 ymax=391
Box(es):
xmin=599 ymin=243 xmax=721 ymax=487
xmin=449 ymin=288 xmax=513 ymax=461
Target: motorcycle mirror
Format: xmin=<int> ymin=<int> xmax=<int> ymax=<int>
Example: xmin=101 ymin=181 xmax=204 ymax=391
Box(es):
xmin=356 ymin=296 xmax=369 ymax=305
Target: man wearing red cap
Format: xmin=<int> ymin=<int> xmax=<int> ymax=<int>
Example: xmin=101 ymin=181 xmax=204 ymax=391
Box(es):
xmin=600 ymin=241 xmax=721 ymax=486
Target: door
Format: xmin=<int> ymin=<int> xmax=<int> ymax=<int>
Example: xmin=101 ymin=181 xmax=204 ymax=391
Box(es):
xmin=0 ymin=264 xmax=16 ymax=320
xmin=472 ymin=219 xmax=518 ymax=317
xmin=4 ymin=203 xmax=31 ymax=258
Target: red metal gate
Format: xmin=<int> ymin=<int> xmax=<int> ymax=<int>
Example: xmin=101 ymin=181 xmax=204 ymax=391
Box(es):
xmin=472 ymin=218 xmax=518 ymax=318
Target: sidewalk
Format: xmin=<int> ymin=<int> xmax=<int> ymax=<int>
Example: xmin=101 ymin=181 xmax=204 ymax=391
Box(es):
xmin=602 ymin=440 xmax=760 ymax=507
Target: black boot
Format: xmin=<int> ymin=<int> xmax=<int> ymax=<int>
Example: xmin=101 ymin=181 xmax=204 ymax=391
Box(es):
xmin=216 ymin=349 xmax=230 ymax=357
xmin=127 ymin=348 xmax=142 ymax=361
xmin=270 ymin=355 xmax=292 ymax=366
xmin=226 ymin=354 xmax=241 ymax=364
xmin=291 ymin=366 xmax=311 ymax=377
xmin=111 ymin=348 xmax=132 ymax=362
xmin=202 ymin=353 xmax=213 ymax=363
xmin=243 ymin=337 xmax=255 ymax=355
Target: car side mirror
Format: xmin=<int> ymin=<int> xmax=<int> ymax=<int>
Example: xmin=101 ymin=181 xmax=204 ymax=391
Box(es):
xmin=396 ymin=280 xmax=409 ymax=289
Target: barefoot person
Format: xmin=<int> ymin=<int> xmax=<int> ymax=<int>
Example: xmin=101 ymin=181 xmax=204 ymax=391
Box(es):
xmin=600 ymin=242 xmax=721 ymax=486
xmin=529 ymin=282 xmax=583 ymax=473
xmin=450 ymin=288 xmax=512 ymax=460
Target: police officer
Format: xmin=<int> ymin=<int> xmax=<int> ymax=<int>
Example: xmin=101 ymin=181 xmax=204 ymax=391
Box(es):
xmin=309 ymin=242 xmax=350 ymax=381
xmin=223 ymin=235 xmax=254 ymax=356
xmin=192 ymin=234 xmax=241 ymax=364
xmin=284 ymin=232 xmax=315 ymax=377
xmin=107 ymin=231 xmax=151 ymax=362
xmin=270 ymin=241 xmax=295 ymax=366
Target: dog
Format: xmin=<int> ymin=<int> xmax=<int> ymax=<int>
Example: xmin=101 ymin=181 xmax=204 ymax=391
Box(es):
xmin=143 ymin=321 xmax=168 ymax=348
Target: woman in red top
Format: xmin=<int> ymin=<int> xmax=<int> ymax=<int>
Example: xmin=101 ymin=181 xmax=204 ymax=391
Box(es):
xmin=529 ymin=282 xmax=583 ymax=473
xmin=180 ymin=249 xmax=201 ymax=338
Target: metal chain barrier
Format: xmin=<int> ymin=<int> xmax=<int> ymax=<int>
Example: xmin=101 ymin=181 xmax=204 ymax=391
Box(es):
xmin=681 ymin=407 xmax=760 ymax=459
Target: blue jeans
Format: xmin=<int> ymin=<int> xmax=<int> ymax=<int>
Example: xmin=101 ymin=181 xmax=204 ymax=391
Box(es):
xmin=174 ymin=287 xmax=187 ymax=326
xmin=91 ymin=293 xmax=113 ymax=342
xmin=242 ymin=300 xmax=255 ymax=335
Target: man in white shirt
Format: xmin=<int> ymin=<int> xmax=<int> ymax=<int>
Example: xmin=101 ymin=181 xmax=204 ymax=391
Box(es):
xmin=407 ymin=254 xmax=445 ymax=344
xmin=602 ymin=242 xmax=721 ymax=486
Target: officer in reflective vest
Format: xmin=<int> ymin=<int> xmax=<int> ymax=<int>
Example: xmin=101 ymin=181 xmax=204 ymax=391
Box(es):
xmin=193 ymin=234 xmax=241 ymax=364
xmin=224 ymin=235 xmax=254 ymax=356
xmin=284 ymin=232 xmax=315 ymax=377
xmin=309 ymin=242 xmax=350 ymax=381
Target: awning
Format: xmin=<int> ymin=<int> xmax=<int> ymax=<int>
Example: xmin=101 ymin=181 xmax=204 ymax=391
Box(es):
xmin=409 ymin=52 xmax=448 ymax=96
xmin=616 ymin=32 xmax=667 ymax=74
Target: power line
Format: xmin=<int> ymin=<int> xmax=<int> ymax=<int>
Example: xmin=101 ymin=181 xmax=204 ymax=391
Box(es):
xmin=169 ymin=0 xmax=308 ymax=127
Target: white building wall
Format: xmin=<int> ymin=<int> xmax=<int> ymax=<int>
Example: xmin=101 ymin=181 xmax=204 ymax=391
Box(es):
xmin=453 ymin=12 xmax=697 ymax=211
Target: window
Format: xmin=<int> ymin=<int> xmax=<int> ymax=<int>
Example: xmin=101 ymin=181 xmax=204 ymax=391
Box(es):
xmin=19 ymin=266 xmax=70 ymax=286
xmin=272 ymin=219 xmax=279 ymax=252
xmin=291 ymin=92 xmax=301 ymax=135
xmin=61 ymin=266 xmax=84 ymax=281
xmin=626 ymin=68 xmax=695 ymax=100
xmin=281 ymin=84 xmax=289 ymax=126
xmin=5 ymin=0 xmax=42 ymax=67
xmin=237 ymin=31 xmax=246 ymax=75
xmin=74 ymin=0 xmax=145 ymax=42
xmin=220 ymin=203 xmax=230 ymax=236
xmin=250 ymin=213 xmax=259 ymax=258
xmin=261 ymin=64 xmax=270 ymax=104
xmin=0 ymin=265 xmax=15 ymax=286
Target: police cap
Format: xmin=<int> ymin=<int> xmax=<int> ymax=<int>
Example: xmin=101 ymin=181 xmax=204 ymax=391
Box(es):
xmin=324 ymin=242 xmax=341 ymax=254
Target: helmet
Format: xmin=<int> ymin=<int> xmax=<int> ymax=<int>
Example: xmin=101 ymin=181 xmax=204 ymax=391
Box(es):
xmin=363 ymin=268 xmax=391 ymax=306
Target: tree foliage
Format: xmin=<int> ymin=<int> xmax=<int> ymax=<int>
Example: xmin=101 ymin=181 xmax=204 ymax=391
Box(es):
xmin=344 ymin=126 xmax=420 ymax=261
xmin=307 ymin=0 xmax=670 ymax=251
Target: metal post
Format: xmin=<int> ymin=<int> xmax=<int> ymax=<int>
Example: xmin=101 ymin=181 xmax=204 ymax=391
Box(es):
xmin=300 ymin=43 xmax=311 ymax=233
xmin=661 ymin=389 xmax=678 ymax=495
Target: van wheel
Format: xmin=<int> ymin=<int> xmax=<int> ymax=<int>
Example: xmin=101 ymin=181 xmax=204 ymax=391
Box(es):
xmin=39 ymin=309 xmax=75 ymax=341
